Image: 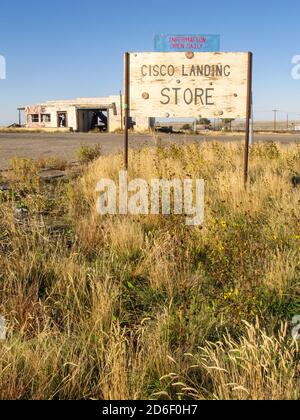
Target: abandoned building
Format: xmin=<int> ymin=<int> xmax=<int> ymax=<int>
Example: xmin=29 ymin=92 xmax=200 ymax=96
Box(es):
xmin=24 ymin=96 xmax=123 ymax=133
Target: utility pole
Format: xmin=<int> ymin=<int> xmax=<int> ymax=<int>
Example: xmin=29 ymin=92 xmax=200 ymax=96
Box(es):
xmin=287 ymin=113 xmax=289 ymax=131
xmin=272 ymin=109 xmax=279 ymax=132
xmin=194 ymin=118 xmax=197 ymax=133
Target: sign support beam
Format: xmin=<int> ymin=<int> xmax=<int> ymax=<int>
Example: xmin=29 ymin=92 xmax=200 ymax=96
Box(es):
xmin=124 ymin=52 xmax=130 ymax=170
xmin=244 ymin=52 xmax=253 ymax=189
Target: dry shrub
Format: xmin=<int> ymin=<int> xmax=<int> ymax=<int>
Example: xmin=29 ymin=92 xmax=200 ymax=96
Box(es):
xmin=8 ymin=157 xmax=41 ymax=189
xmin=160 ymin=322 xmax=299 ymax=400
xmin=76 ymin=144 xmax=102 ymax=164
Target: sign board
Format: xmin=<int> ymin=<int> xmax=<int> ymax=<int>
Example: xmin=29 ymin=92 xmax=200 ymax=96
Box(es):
xmin=155 ymin=34 xmax=220 ymax=52
xmin=129 ymin=52 xmax=250 ymax=119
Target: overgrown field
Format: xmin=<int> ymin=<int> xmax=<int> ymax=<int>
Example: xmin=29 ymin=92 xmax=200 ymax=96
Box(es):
xmin=0 ymin=141 xmax=299 ymax=400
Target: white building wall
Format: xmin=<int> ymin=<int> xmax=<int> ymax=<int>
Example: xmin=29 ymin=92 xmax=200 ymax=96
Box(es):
xmin=25 ymin=96 xmax=123 ymax=132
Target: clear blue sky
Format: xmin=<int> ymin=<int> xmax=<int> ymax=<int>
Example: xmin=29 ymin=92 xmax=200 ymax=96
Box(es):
xmin=0 ymin=0 xmax=299 ymax=125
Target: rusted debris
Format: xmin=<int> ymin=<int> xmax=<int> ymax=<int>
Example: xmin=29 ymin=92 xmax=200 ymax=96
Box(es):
xmin=39 ymin=169 xmax=67 ymax=183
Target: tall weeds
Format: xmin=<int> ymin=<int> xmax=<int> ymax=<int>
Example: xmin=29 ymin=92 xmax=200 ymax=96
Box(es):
xmin=0 ymin=141 xmax=299 ymax=400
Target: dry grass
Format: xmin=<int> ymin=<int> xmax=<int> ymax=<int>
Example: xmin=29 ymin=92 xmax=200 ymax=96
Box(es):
xmin=0 ymin=141 xmax=299 ymax=400
xmin=159 ymin=321 xmax=299 ymax=400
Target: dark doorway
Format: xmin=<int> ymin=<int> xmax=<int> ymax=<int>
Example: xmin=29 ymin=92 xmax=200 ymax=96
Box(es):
xmin=77 ymin=108 xmax=108 ymax=133
xmin=57 ymin=112 xmax=67 ymax=128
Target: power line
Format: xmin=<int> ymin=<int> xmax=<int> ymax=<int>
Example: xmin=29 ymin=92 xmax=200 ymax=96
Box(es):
xmin=254 ymin=110 xmax=300 ymax=116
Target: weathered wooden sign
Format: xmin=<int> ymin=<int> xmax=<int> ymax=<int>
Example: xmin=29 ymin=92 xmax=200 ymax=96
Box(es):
xmin=155 ymin=34 xmax=220 ymax=52
xmin=124 ymin=51 xmax=253 ymax=187
xmin=129 ymin=52 xmax=250 ymax=119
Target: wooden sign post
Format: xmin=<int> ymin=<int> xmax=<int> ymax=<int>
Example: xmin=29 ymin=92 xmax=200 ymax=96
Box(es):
xmin=124 ymin=52 xmax=130 ymax=170
xmin=244 ymin=52 xmax=253 ymax=188
xmin=124 ymin=51 xmax=253 ymax=186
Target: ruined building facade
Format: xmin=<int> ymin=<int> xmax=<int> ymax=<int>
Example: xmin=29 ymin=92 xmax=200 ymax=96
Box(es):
xmin=24 ymin=96 xmax=122 ymax=133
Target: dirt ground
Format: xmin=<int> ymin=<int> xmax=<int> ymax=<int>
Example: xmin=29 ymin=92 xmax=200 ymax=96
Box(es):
xmin=0 ymin=131 xmax=300 ymax=170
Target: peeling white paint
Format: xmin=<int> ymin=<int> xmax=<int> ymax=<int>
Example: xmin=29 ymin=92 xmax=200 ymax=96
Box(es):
xmin=0 ymin=316 xmax=6 ymax=340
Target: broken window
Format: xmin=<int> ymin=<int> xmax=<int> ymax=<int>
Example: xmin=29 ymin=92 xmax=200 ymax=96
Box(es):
xmin=41 ymin=114 xmax=51 ymax=123
xmin=30 ymin=114 xmax=39 ymax=123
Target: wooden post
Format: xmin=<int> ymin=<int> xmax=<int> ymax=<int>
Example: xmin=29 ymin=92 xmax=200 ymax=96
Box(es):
xmin=244 ymin=52 xmax=253 ymax=188
xmin=124 ymin=53 xmax=130 ymax=170
xmin=249 ymin=92 xmax=254 ymax=146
